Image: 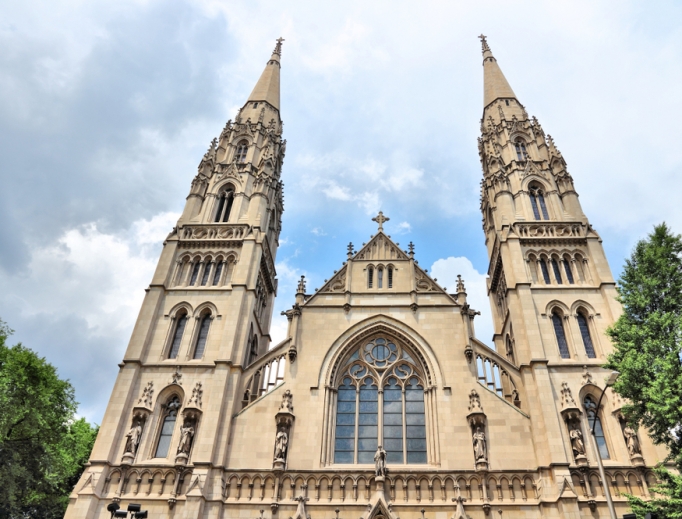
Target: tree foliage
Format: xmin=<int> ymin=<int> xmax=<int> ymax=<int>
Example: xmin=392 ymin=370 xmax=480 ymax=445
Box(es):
xmin=606 ymin=223 xmax=682 ymax=518
xmin=0 ymin=318 xmax=98 ymax=518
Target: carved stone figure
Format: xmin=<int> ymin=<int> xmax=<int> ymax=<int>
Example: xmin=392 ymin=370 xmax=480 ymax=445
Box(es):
xmin=569 ymin=426 xmax=585 ymax=457
xmin=280 ymin=389 xmax=294 ymax=413
xmin=473 ymin=427 xmax=487 ymax=461
xmin=374 ymin=445 xmax=387 ymax=476
xmin=274 ymin=429 xmax=288 ymax=461
xmin=124 ymin=422 xmax=142 ymax=455
xmin=177 ymin=422 xmax=195 ymax=455
xmin=624 ymin=426 xmax=641 ymax=456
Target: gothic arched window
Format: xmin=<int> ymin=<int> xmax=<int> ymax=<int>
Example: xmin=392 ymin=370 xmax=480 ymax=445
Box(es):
xmin=368 ymin=267 xmax=374 ymax=289
xmin=193 ymin=313 xmax=212 ymax=359
xmin=377 ymin=267 xmax=384 ymax=289
xmin=201 ymin=260 xmax=213 ymax=286
xmin=563 ymin=258 xmax=575 ymax=284
xmin=387 ymin=266 xmax=394 ymax=288
xmin=189 ymin=261 xmax=201 ymax=286
xmin=214 ymin=187 xmax=235 ymax=223
xmin=235 ymin=140 xmax=249 ymax=163
xmin=551 ymin=311 xmax=570 ymax=359
xmin=577 ymin=311 xmax=596 ymax=358
xmin=212 ymin=260 xmax=224 ymax=286
xmin=529 ymin=184 xmax=550 ymax=220
xmin=247 ymin=332 xmax=259 ymax=365
xmin=551 ymin=258 xmax=563 ymax=284
xmin=539 ymin=258 xmax=551 ymax=284
xmin=333 ymin=337 xmax=427 ymax=465
xmin=168 ymin=312 xmax=188 ymax=359
xmin=584 ymin=395 xmax=610 ymax=459
xmin=514 ymin=138 xmax=528 ymax=161
xmin=155 ymin=396 xmax=181 ymax=458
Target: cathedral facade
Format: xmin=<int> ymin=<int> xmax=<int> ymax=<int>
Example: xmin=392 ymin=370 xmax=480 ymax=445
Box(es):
xmin=65 ymin=38 xmax=665 ymax=519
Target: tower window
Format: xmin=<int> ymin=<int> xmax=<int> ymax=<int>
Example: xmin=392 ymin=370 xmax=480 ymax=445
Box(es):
xmin=214 ymin=188 xmax=235 ymax=223
xmin=388 ymin=266 xmax=394 ymax=288
xmin=189 ymin=262 xmax=201 ymax=286
xmin=552 ymin=312 xmax=570 ymax=359
xmin=253 ymin=103 xmax=258 ymax=108
xmin=505 ymin=99 xmax=509 ymax=106
xmin=585 ymin=396 xmax=610 ymax=459
xmin=155 ymin=396 xmax=181 ymax=458
xmin=235 ymin=140 xmax=248 ymax=163
xmin=514 ymin=138 xmax=528 ymax=161
xmin=377 ymin=267 xmax=383 ymax=289
xmin=168 ymin=313 xmax=187 ymax=359
xmin=551 ymin=258 xmax=563 ymax=284
xmin=563 ymin=259 xmax=575 ymax=284
xmin=529 ymin=185 xmax=550 ymax=220
xmin=212 ymin=261 xmax=224 ymax=286
xmin=193 ymin=314 xmax=211 ymax=359
xmin=247 ymin=333 xmax=259 ymax=365
xmin=201 ymin=261 xmax=213 ymax=286
xmin=368 ymin=267 xmax=374 ymax=289
xmin=577 ymin=312 xmax=596 ymax=358
xmin=539 ymin=259 xmax=551 ymax=284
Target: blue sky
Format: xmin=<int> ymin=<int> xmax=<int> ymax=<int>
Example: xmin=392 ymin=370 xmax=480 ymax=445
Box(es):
xmin=2 ymin=0 xmax=682 ymax=423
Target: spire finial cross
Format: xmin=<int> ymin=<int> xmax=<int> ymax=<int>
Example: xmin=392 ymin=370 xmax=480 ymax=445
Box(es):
xmin=274 ymin=37 xmax=285 ymax=56
xmin=372 ymin=211 xmax=389 ymax=232
xmin=478 ymin=34 xmax=490 ymax=52
xmin=347 ymin=242 xmax=354 ymax=258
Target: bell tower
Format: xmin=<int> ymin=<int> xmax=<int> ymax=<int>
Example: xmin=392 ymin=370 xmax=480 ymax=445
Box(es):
xmin=477 ymin=35 xmax=622 ymax=465
xmin=65 ymin=40 xmax=286 ymax=518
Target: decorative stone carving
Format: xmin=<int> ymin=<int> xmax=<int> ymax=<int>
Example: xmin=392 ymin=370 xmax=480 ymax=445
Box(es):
xmin=568 ymin=423 xmax=588 ymax=467
xmin=121 ymin=415 xmax=145 ymax=465
xmin=466 ymin=389 xmax=488 ymax=470
xmin=273 ymin=389 xmax=295 ymax=472
xmin=623 ymin=425 xmax=645 ymax=466
xmin=472 ymin=427 xmax=488 ymax=465
xmin=292 ymin=495 xmax=310 ymax=519
xmin=171 ymin=367 xmax=182 ymax=385
xmin=560 ymin=382 xmax=576 ymax=409
xmin=468 ymin=389 xmax=483 ymax=414
xmin=175 ymin=416 xmax=196 ymax=465
xmin=188 ymin=382 xmax=203 ymax=408
xmin=374 ymin=445 xmax=387 ymax=477
xmin=137 ymin=381 xmax=154 ymax=408
xmin=582 ymin=366 xmax=593 ymax=386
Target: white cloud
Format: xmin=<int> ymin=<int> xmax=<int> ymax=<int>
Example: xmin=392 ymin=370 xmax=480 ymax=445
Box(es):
xmin=311 ymin=227 xmax=327 ymax=236
xmin=395 ymin=221 xmax=412 ymax=234
xmin=430 ymin=256 xmax=495 ymax=348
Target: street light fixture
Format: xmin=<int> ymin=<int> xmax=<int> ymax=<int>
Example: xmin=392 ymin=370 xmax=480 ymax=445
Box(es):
xmin=107 ymin=502 xmax=148 ymax=519
xmin=585 ymin=371 xmax=620 ymax=519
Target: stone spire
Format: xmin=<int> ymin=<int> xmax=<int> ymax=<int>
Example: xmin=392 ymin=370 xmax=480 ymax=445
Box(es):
xmin=479 ymin=35 xmax=517 ymax=109
xmin=247 ymin=37 xmax=284 ymax=110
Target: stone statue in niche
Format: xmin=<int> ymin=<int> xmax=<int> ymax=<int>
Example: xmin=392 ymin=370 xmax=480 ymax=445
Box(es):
xmin=177 ymin=420 xmax=195 ymax=455
xmin=374 ymin=445 xmax=387 ymax=477
xmin=623 ymin=426 xmax=641 ymax=456
xmin=569 ymin=425 xmax=585 ymax=457
xmin=280 ymin=389 xmax=294 ymax=413
xmin=472 ymin=426 xmax=487 ymax=462
xmin=274 ymin=428 xmax=288 ymax=461
xmin=124 ymin=419 xmax=143 ymax=455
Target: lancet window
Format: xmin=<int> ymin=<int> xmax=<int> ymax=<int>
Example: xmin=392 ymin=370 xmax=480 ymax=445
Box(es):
xmin=367 ymin=267 xmax=374 ymax=288
xmin=584 ymin=396 xmax=609 ymax=459
xmin=539 ymin=258 xmax=551 ymax=284
xmin=551 ymin=311 xmax=570 ymax=359
xmin=333 ymin=337 xmax=427 ymax=465
xmin=201 ymin=259 xmax=213 ymax=286
xmin=377 ymin=267 xmax=384 ymax=289
xmin=551 ymin=258 xmax=563 ymax=284
xmin=214 ymin=187 xmax=235 ymax=223
xmin=577 ymin=311 xmax=596 ymax=358
xmin=168 ymin=312 xmax=188 ymax=359
xmin=529 ymin=184 xmax=549 ymax=220
xmin=189 ymin=261 xmax=201 ymax=286
xmin=563 ymin=258 xmax=575 ymax=284
xmin=514 ymin=138 xmax=528 ymax=161
xmin=193 ymin=313 xmax=212 ymax=359
xmin=154 ymin=396 xmax=181 ymax=458
xmin=235 ymin=140 xmax=249 ymax=163
xmin=387 ymin=266 xmax=394 ymax=288
xmin=212 ymin=261 xmax=224 ymax=286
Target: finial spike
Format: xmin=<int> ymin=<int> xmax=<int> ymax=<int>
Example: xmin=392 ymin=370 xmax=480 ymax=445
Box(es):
xmin=274 ymin=37 xmax=285 ymax=57
xmin=478 ymin=34 xmax=490 ymax=53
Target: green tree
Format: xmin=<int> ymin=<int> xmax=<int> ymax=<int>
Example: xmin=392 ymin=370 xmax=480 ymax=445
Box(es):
xmin=0 ymin=318 xmax=98 ymax=518
xmin=606 ymin=223 xmax=682 ymax=518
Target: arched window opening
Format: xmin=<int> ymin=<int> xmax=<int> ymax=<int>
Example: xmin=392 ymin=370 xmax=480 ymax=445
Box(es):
xmin=377 ymin=267 xmax=384 ymax=289
xmin=155 ymin=396 xmax=181 ymax=458
xmin=169 ymin=313 xmax=188 ymax=359
xmin=175 ymin=258 xmax=190 ymax=286
xmin=387 ymin=267 xmax=394 ymax=289
xmin=563 ymin=259 xmax=575 ymax=284
xmin=189 ymin=261 xmax=201 ymax=286
xmin=333 ymin=337 xmax=427 ymax=465
xmin=214 ymin=188 xmax=235 ymax=223
xmin=552 ymin=312 xmax=570 ymax=359
xmin=193 ymin=314 xmax=211 ymax=359
xmin=577 ymin=312 xmax=596 ymax=358
xmin=584 ymin=396 xmax=610 ymax=459
xmin=529 ymin=185 xmax=549 ymax=220
xmin=539 ymin=259 xmax=551 ymax=284
xmin=247 ymin=334 xmax=259 ymax=365
xmin=551 ymin=258 xmax=563 ymax=284
xmin=514 ymin=139 xmax=528 ymax=161
xmin=368 ymin=267 xmax=374 ymax=289
xmin=201 ymin=261 xmax=213 ymax=286
xmin=235 ymin=140 xmax=248 ymax=163
xmin=212 ymin=261 xmax=224 ymax=286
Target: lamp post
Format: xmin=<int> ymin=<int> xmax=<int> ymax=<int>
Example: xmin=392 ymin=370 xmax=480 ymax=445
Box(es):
xmin=107 ymin=503 xmax=148 ymax=518
xmin=585 ymin=371 xmax=619 ymax=519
